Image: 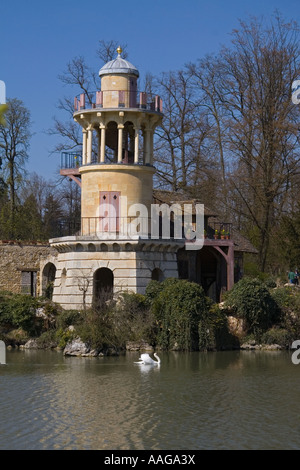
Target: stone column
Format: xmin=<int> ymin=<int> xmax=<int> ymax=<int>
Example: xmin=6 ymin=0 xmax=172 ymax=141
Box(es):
xmin=118 ymin=124 xmax=124 ymax=163
xmin=97 ymin=130 xmax=101 ymax=163
xmin=82 ymin=129 xmax=87 ymax=165
xmin=134 ymin=127 xmax=140 ymax=164
xmin=87 ymin=127 xmax=93 ymax=164
xmin=144 ymin=128 xmax=151 ymax=164
xmin=100 ymin=125 xmax=106 ymax=163
xmin=149 ymin=129 xmax=154 ymax=165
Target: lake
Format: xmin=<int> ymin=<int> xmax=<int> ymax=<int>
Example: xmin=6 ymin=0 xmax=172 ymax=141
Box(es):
xmin=0 ymin=349 xmax=299 ymax=450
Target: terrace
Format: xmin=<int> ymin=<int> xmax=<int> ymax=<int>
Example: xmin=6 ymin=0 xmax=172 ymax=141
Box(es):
xmin=73 ymin=90 xmax=163 ymax=113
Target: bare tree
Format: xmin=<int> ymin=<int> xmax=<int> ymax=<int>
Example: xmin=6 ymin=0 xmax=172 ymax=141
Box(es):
xmin=96 ymin=40 xmax=128 ymax=62
xmin=0 ymin=98 xmax=32 ymax=235
xmin=49 ymin=41 xmax=128 ymax=156
xmin=154 ymin=68 xmax=214 ymax=196
xmin=189 ymin=55 xmax=230 ymax=211
xmin=207 ymin=14 xmax=300 ymax=270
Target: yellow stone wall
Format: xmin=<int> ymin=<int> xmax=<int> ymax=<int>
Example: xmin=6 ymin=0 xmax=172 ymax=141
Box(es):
xmin=101 ymin=74 xmax=136 ymax=108
xmin=80 ymin=164 xmax=155 ymax=234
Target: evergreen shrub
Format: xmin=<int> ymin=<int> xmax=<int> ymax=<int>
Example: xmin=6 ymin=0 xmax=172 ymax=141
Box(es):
xmin=198 ymin=303 xmax=239 ymax=351
xmin=148 ymin=278 xmax=211 ymax=351
xmin=0 ymin=292 xmax=41 ymax=335
xmin=224 ymin=278 xmax=281 ymax=337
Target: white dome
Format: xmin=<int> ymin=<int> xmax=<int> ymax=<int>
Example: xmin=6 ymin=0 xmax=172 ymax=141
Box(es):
xmin=99 ymin=48 xmax=139 ymax=78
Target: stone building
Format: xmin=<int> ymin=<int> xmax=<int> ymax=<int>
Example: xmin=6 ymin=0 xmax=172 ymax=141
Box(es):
xmin=0 ymin=49 xmax=257 ymax=308
xmin=0 ymin=241 xmax=56 ymax=296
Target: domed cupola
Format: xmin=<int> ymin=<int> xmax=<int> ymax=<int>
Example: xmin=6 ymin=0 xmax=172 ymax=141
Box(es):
xmin=99 ymin=46 xmax=139 ymax=78
xmin=98 ymin=47 xmax=139 ymax=109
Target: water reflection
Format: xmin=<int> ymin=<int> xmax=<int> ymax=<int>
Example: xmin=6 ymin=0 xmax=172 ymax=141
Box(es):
xmin=1 ymin=349 xmax=300 ymax=449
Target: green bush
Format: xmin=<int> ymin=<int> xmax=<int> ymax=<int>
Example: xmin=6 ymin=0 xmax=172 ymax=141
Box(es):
xmin=36 ymin=330 xmax=58 ymax=348
xmin=55 ymin=327 xmax=75 ymax=349
xmin=115 ymin=292 xmax=156 ymax=344
xmin=55 ymin=309 xmax=83 ymax=330
xmin=261 ymin=327 xmax=291 ymax=348
xmin=145 ymin=280 xmax=167 ymax=306
xmin=271 ymin=286 xmax=300 ymax=312
xmin=0 ymin=292 xmax=41 ymax=336
xmin=150 ymin=278 xmax=211 ymax=351
xmin=76 ymin=305 xmax=119 ymax=351
xmin=224 ymin=278 xmax=281 ymax=337
xmin=198 ymin=304 xmax=239 ymax=351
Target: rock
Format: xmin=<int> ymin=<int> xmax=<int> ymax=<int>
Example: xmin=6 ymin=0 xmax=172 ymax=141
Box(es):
xmin=227 ymin=316 xmax=245 ymax=337
xmin=20 ymin=339 xmax=39 ymax=349
xmin=240 ymin=342 xmax=260 ymax=350
xmin=261 ymin=344 xmax=283 ymax=350
xmin=63 ymin=338 xmax=90 ymax=356
xmin=240 ymin=341 xmax=283 ymax=350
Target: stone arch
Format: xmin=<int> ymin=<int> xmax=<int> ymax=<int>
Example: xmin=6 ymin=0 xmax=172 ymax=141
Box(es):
xmin=151 ymin=267 xmax=164 ymax=282
xmin=93 ymin=267 xmax=114 ymax=307
xmin=42 ymin=262 xmax=56 ymax=299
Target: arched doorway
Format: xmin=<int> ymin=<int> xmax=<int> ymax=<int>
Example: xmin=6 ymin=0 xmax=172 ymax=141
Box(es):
xmin=42 ymin=262 xmax=56 ymax=299
xmin=93 ymin=267 xmax=114 ymax=307
xmin=151 ymin=268 xmax=164 ymax=282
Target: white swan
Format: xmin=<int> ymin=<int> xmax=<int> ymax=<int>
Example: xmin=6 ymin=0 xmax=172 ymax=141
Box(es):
xmin=135 ymin=353 xmax=161 ymax=365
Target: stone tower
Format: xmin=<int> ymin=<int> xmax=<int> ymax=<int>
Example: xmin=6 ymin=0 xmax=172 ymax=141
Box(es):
xmin=47 ymin=48 xmax=182 ymax=309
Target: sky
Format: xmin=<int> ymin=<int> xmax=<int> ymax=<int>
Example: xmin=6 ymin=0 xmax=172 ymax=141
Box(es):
xmin=1 ymin=0 xmax=300 ymax=181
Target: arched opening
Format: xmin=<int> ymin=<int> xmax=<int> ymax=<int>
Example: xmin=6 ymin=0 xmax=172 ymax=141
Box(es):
xmin=42 ymin=262 xmax=56 ymax=299
xmin=151 ymin=268 xmax=164 ymax=282
xmin=196 ymin=247 xmax=229 ymax=302
xmin=105 ymin=121 xmax=118 ymax=162
xmin=122 ymin=121 xmax=134 ymax=164
xmin=93 ymin=267 xmax=114 ymax=307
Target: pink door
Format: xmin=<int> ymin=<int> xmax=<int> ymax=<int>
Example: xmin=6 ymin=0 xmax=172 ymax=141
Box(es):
xmin=99 ymin=191 xmax=120 ymax=233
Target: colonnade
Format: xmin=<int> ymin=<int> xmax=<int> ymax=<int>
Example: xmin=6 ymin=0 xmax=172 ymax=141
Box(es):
xmin=81 ymin=122 xmax=154 ymax=166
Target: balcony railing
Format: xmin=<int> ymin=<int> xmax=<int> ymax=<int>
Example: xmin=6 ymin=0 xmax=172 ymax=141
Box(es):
xmin=51 ymin=217 xmax=232 ymax=243
xmin=74 ymin=90 xmax=163 ymax=113
xmin=61 ymin=152 xmax=82 ymax=169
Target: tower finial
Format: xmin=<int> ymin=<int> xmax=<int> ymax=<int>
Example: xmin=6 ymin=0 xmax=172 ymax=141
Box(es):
xmin=117 ymin=46 xmax=122 ymax=56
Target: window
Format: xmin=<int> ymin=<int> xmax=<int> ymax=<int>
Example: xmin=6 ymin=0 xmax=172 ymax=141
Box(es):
xmin=21 ymin=271 xmax=37 ymax=296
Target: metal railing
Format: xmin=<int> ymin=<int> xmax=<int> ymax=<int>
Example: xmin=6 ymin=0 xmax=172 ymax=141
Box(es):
xmin=80 ymin=217 xmax=201 ymax=240
xmin=61 ymin=152 xmax=82 ymax=169
xmin=50 ymin=216 xmax=232 ymax=242
xmin=81 ymin=216 xmax=152 ymax=238
xmin=74 ymin=90 xmax=163 ymax=113
xmin=60 ymin=150 xmax=146 ymax=170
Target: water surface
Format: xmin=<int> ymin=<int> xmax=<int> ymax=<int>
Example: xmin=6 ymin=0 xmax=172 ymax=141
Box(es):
xmin=0 ymin=349 xmax=299 ymax=450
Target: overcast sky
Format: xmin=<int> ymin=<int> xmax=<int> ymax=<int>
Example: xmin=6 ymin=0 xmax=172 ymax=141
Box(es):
xmin=1 ymin=0 xmax=299 ymax=180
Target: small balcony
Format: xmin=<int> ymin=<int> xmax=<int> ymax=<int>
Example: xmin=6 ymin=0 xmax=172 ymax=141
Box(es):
xmin=60 ymin=152 xmax=82 ymax=176
xmin=74 ymin=90 xmax=163 ymax=113
xmin=206 ymin=223 xmax=232 ymax=240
